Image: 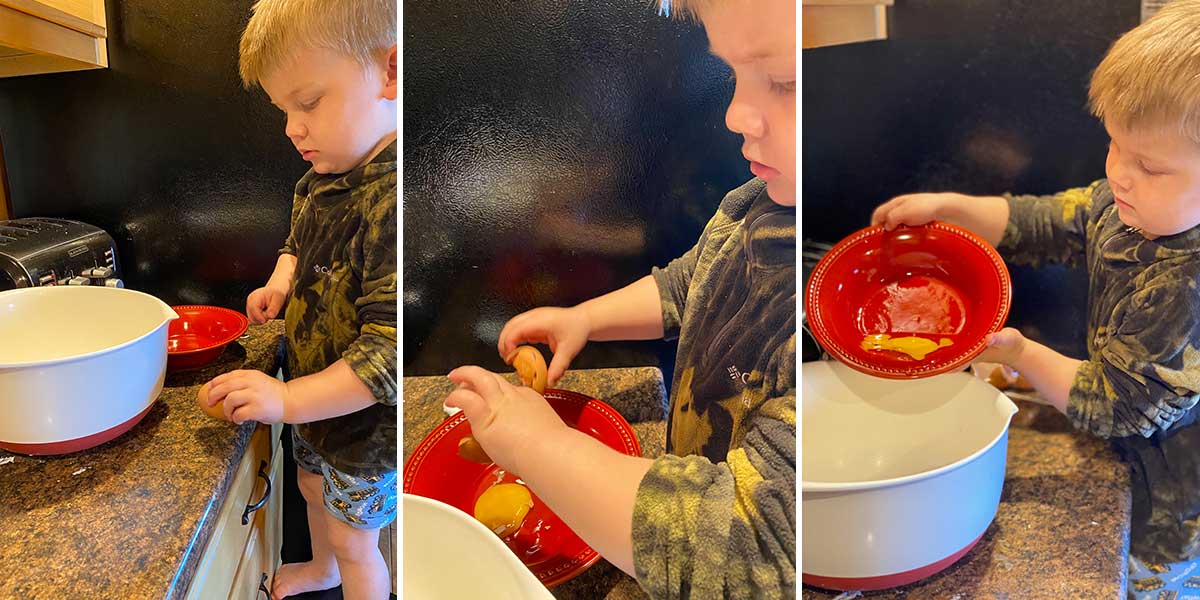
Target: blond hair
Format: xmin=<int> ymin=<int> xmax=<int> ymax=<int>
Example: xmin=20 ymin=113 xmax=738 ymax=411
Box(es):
xmin=238 ymin=0 xmax=396 ymax=89
xmin=1089 ymin=0 xmax=1200 ymax=143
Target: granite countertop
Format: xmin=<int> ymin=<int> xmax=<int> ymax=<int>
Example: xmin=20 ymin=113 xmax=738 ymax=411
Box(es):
xmin=403 ymin=366 xmax=668 ymax=600
xmin=0 ymin=319 xmax=286 ymax=600
xmin=803 ymin=396 xmax=1132 ymax=599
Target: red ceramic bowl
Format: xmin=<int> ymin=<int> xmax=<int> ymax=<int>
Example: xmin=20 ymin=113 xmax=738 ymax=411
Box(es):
xmin=404 ymin=389 xmax=641 ymax=588
xmin=805 ymin=222 xmax=1011 ymax=379
xmin=166 ymin=305 xmax=250 ymax=371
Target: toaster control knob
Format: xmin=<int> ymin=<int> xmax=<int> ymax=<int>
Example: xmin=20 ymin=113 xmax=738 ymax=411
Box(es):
xmin=104 ymin=278 xmax=124 ymax=288
xmin=66 ymin=276 xmax=90 ymax=286
xmin=38 ymin=274 xmax=55 ymax=286
xmin=89 ymin=266 xmax=114 ymax=279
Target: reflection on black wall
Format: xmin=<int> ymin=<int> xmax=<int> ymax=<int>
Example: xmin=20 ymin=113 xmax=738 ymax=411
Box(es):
xmin=403 ymin=1 xmax=747 ymax=376
xmin=0 ymin=0 xmax=303 ymax=308
xmin=802 ymin=1 xmax=1140 ymax=358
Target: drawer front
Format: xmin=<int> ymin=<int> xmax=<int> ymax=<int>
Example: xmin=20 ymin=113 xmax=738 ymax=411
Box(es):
xmin=184 ymin=425 xmax=274 ymax=600
xmin=234 ymin=439 xmax=284 ymax=594
xmin=230 ymin=525 xmax=267 ymax=600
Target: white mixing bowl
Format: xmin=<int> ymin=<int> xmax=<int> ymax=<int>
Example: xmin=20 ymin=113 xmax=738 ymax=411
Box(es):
xmin=802 ymin=360 xmax=1018 ymax=591
xmin=403 ymin=493 xmax=555 ymax=599
xmin=0 ymin=286 xmax=178 ymax=454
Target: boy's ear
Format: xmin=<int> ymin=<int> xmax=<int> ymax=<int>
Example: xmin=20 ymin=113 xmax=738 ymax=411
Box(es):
xmin=382 ymin=44 xmax=397 ymax=101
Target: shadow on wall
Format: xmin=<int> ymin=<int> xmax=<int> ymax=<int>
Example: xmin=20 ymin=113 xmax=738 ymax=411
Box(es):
xmin=403 ymin=0 xmax=749 ymax=376
xmin=0 ymin=0 xmax=305 ymax=308
xmin=802 ymin=0 xmax=1141 ymax=359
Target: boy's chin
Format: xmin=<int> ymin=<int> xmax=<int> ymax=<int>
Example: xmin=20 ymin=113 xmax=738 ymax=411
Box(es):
xmin=310 ymin=160 xmax=348 ymax=175
xmin=765 ymin=179 xmax=796 ymax=206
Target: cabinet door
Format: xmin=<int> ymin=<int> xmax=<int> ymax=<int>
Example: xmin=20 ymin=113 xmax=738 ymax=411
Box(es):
xmin=184 ymin=426 xmax=273 ymax=600
xmin=230 ymin=525 xmax=269 ymax=600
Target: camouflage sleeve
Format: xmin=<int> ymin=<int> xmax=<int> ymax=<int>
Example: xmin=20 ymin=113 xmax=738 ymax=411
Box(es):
xmin=650 ymin=179 xmax=765 ymax=342
xmin=651 ymin=244 xmax=699 ymax=341
xmin=631 ymin=338 xmax=796 ymax=598
xmin=341 ymin=193 xmax=398 ymax=406
xmin=997 ymin=180 xmax=1103 ymax=268
xmin=1067 ymin=282 xmax=1200 ymax=438
xmin=280 ymin=171 xmax=316 ymax=256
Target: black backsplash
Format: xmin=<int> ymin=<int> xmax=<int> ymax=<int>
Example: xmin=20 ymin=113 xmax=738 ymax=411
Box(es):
xmin=403 ymin=1 xmax=748 ymax=375
xmin=0 ymin=0 xmax=304 ymax=309
xmin=803 ymin=0 xmax=1141 ymax=359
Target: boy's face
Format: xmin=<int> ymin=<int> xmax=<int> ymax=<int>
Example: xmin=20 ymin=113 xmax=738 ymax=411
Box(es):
xmin=260 ymin=46 xmax=397 ymax=175
xmin=700 ymin=0 xmax=796 ymax=206
xmin=1105 ymin=122 xmax=1200 ymax=237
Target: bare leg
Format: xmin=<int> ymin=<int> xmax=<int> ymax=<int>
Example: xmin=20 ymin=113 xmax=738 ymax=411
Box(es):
xmin=271 ymin=467 xmax=342 ymax=599
xmin=322 ymin=508 xmax=390 ymax=600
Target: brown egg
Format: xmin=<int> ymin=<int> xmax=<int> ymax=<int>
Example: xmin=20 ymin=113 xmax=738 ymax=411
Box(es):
xmin=457 ymin=435 xmax=493 ymax=464
xmin=987 ymin=366 xmax=1011 ymax=390
xmin=196 ymin=382 xmax=227 ymax=420
xmin=505 ymin=345 xmax=548 ymax=393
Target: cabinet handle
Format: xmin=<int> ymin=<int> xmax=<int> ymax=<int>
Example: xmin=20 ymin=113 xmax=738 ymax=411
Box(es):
xmin=258 ymin=572 xmax=269 ymax=597
xmin=242 ymin=459 xmax=272 ymax=525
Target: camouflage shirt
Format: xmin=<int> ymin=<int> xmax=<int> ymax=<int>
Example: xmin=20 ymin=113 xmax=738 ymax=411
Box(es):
xmin=281 ymin=141 xmax=398 ymax=477
xmin=1002 ymin=179 xmax=1200 ymax=562
xmin=634 ymin=178 xmax=797 ymax=598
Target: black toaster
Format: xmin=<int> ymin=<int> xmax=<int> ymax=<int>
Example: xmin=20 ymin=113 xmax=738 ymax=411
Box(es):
xmin=0 ymin=218 xmax=122 ymax=290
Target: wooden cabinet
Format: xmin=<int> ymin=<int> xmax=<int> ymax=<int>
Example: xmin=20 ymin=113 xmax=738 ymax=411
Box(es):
xmin=803 ymin=0 xmax=893 ymax=49
xmin=0 ymin=0 xmax=107 ymax=78
xmin=184 ymin=424 xmax=284 ymax=600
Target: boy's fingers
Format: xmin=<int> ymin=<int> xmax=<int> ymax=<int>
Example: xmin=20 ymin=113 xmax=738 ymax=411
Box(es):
xmin=223 ymin=390 xmax=252 ymax=422
xmin=208 ymin=379 xmax=248 ymax=404
xmin=499 ymin=325 xmax=549 ymax=360
xmin=266 ymin=294 xmax=284 ymax=320
xmin=449 ymin=366 xmax=505 ymax=400
xmin=546 ymin=339 xmax=583 ymax=387
xmin=445 ymin=387 xmax=491 ymax=427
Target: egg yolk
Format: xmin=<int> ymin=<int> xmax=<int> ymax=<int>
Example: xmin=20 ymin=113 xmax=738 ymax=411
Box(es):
xmin=861 ymin=334 xmax=953 ymax=360
xmin=474 ymin=483 xmax=534 ymax=538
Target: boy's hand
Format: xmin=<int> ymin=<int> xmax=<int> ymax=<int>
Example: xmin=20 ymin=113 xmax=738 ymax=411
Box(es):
xmin=497 ymin=307 xmax=591 ymax=387
xmin=205 ymin=370 xmax=289 ymax=424
xmin=246 ymin=285 xmax=288 ymax=324
xmin=446 ymin=365 xmax=571 ymax=477
xmin=872 ymin=193 xmax=964 ymax=230
xmin=977 ymin=327 xmax=1028 ymax=366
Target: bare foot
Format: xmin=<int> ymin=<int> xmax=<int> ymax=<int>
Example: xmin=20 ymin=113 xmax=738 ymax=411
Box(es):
xmin=271 ymin=561 xmax=341 ymax=599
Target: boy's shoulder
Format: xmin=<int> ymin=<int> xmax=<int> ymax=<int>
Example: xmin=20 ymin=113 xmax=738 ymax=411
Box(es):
xmin=715 ymin=177 xmax=769 ymax=221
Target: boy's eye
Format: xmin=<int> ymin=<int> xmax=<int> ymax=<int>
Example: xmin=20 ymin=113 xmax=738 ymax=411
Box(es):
xmin=769 ymin=79 xmax=796 ymax=94
xmin=300 ymin=97 xmax=321 ymax=111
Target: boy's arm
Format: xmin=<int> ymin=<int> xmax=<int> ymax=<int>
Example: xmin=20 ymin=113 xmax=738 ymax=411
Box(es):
xmin=985 ymin=330 xmax=1082 ymax=413
xmin=283 ymin=359 xmax=378 ymax=422
xmin=511 ymin=390 xmax=794 ymax=588
xmin=266 ymin=253 xmax=297 ymax=292
xmin=510 ymin=344 xmax=796 ymax=593
xmin=577 ymin=275 xmax=666 ymax=341
xmin=996 ymin=281 xmax=1200 ymax=438
xmin=996 ymin=180 xmax=1102 ymax=268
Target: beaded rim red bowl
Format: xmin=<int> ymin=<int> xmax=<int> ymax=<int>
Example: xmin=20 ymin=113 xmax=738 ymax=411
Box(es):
xmin=804 ymin=222 xmax=1012 ymax=379
xmin=166 ymin=305 xmax=249 ymax=371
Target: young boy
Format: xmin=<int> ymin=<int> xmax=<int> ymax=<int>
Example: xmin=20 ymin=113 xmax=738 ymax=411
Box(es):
xmin=203 ymin=1 xmax=397 ymax=599
xmin=872 ymin=0 xmax=1200 ymax=576
xmin=445 ymin=0 xmax=796 ymax=596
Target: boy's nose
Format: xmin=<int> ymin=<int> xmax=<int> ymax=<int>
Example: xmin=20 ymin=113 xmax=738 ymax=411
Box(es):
xmin=726 ymin=101 xmax=766 ymax=139
xmin=285 ymin=115 xmax=306 ymax=140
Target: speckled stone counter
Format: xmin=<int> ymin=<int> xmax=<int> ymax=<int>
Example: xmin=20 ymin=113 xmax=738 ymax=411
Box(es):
xmin=403 ymin=367 xmax=668 ymax=600
xmin=803 ymin=398 xmax=1132 ymax=599
xmin=0 ymin=320 xmax=285 ymax=600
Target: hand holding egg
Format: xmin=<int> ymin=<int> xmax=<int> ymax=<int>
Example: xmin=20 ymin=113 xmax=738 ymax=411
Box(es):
xmin=195 ymin=382 xmax=227 ymax=420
